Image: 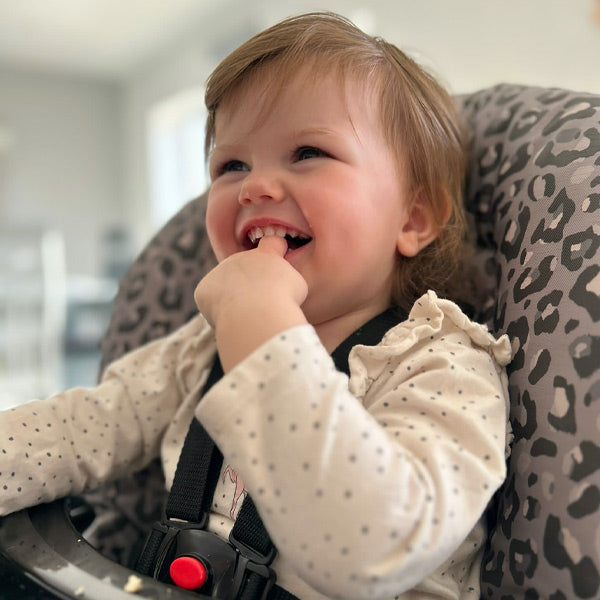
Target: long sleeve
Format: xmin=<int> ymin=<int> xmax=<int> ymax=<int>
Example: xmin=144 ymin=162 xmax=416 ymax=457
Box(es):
xmin=195 ymin=292 xmax=511 ymax=599
xmin=0 ymin=314 xmax=215 ymax=517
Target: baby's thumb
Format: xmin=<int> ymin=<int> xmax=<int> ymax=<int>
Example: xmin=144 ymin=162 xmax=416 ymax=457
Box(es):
xmin=257 ymin=234 xmax=287 ymax=256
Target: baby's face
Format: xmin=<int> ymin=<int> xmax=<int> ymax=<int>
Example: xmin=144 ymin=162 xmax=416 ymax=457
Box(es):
xmin=206 ymin=65 xmax=412 ymax=327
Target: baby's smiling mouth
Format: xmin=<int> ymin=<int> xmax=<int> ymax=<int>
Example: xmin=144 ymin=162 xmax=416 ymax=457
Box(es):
xmin=246 ymin=225 xmax=312 ymax=251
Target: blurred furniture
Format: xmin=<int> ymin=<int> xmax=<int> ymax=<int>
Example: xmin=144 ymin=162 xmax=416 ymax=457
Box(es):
xmin=1 ymin=83 xmax=598 ymax=599
xmin=0 ymin=227 xmax=66 ymax=409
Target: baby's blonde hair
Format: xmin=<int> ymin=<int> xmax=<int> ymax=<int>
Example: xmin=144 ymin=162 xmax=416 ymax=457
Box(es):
xmin=205 ymin=12 xmax=469 ymax=312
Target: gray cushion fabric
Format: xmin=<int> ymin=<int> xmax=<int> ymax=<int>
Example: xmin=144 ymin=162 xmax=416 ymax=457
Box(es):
xmin=95 ymin=84 xmax=600 ymax=597
xmin=459 ymin=84 xmax=600 ymax=599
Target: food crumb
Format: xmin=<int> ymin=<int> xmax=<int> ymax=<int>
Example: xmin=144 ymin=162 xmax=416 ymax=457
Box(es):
xmin=124 ymin=574 xmax=143 ymax=593
xmin=74 ymin=587 xmax=85 ymax=596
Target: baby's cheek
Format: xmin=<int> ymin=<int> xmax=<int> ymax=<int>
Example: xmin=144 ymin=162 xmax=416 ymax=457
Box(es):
xmin=205 ymin=206 xmax=234 ymax=262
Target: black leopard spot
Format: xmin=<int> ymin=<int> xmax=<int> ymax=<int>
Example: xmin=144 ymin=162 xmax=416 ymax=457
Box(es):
xmin=584 ymin=380 xmax=600 ymax=406
xmin=501 ymin=206 xmax=530 ymax=261
xmin=478 ymin=143 xmax=504 ymax=178
xmin=116 ymin=306 xmax=148 ymax=333
xmin=485 ymin=102 xmax=522 ymax=136
xmin=160 ymin=257 xmax=175 ymax=277
xmin=527 ymin=173 xmax=556 ymax=202
xmin=562 ymin=226 xmax=600 ymax=271
xmin=498 ymin=88 xmax=525 ymax=105
xmin=506 ymin=316 xmax=529 ymax=371
xmin=499 ymin=142 xmax=534 ymax=184
xmin=542 ymin=97 xmax=600 ymax=134
xmin=543 ymin=514 xmax=600 ymax=598
xmin=548 ymin=376 xmax=576 ymax=434
xmin=493 ymin=289 xmax=508 ymax=332
xmin=524 ymin=495 xmax=541 ymax=520
xmin=567 ymin=485 xmax=600 ymax=519
xmin=567 ymin=441 xmax=600 ymax=482
xmin=564 ymin=318 xmax=579 ymax=334
xmin=549 ymin=591 xmax=568 ymax=600
xmin=542 ymin=97 xmax=598 ymax=136
xmin=536 ymin=89 xmax=570 ymax=105
xmin=513 ymin=256 xmax=557 ymax=304
xmin=141 ymin=321 xmax=172 ymax=345
xmin=531 ymin=437 xmax=557 ymax=457
xmin=569 ymin=334 xmax=600 ymax=378
xmin=510 ymin=109 xmax=548 ymax=141
xmin=569 ymin=264 xmax=600 ymax=322
xmin=584 ymin=193 xmax=600 ymax=212
xmin=534 ymin=290 xmax=562 ymax=335
xmin=530 ymin=189 xmax=576 ymax=244
xmin=471 ymin=182 xmax=496 ymax=220
xmin=528 ymin=349 xmax=551 ymax=384
xmin=158 ymin=286 xmax=184 ymax=311
xmin=481 ymin=548 xmax=505 ymax=588
xmin=536 ymin=127 xmax=600 ymax=167
xmin=125 ymin=273 xmax=147 ymax=301
xmin=510 ymin=388 xmax=537 ymax=441
xmin=509 ymin=537 xmax=538 ymax=585
xmin=510 ymin=178 xmax=525 ymax=197
xmin=171 ymin=227 xmax=206 ymax=260
xmin=499 ymin=472 xmax=520 ymax=539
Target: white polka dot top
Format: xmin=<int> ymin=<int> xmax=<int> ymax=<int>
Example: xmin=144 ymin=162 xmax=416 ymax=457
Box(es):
xmin=0 ymin=291 xmax=512 ymax=600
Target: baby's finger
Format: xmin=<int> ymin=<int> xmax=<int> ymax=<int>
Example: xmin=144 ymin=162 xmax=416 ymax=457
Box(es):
xmin=257 ymin=234 xmax=288 ymax=256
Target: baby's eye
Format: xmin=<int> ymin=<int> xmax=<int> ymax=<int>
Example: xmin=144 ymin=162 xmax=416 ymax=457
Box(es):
xmin=217 ymin=159 xmax=249 ymax=175
xmin=294 ymin=146 xmax=328 ymax=161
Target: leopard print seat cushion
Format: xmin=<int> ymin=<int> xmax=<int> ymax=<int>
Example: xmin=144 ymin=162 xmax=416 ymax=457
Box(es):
xmin=96 ymin=83 xmax=600 ymax=597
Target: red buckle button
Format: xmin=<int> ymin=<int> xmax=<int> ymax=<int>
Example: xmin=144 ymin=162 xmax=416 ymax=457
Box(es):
xmin=169 ymin=555 xmax=208 ymax=590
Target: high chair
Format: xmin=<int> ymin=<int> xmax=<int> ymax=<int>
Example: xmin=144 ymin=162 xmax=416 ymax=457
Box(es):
xmin=1 ymin=83 xmax=598 ymax=600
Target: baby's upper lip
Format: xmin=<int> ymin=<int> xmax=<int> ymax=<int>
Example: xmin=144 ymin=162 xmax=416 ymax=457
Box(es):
xmin=238 ymin=218 xmax=312 ymax=246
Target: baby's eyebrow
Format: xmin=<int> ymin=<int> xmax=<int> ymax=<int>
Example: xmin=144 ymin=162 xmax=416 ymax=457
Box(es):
xmin=291 ymin=127 xmax=337 ymax=138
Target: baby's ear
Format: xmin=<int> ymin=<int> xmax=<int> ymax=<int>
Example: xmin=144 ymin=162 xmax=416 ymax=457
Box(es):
xmin=396 ymin=188 xmax=450 ymax=257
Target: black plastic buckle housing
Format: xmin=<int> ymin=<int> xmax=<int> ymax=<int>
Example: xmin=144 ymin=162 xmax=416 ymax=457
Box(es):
xmin=150 ymin=519 xmax=276 ymax=600
xmin=228 ymin=529 xmax=277 ymax=600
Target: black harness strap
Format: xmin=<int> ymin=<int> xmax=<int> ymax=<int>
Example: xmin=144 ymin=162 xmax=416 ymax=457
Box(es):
xmin=166 ymin=359 xmax=225 ymax=524
xmin=137 ymin=308 xmax=404 ymax=598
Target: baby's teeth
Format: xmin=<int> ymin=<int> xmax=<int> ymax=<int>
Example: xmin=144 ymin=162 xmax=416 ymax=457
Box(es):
xmin=248 ymin=225 xmax=310 ymax=245
xmin=248 ymin=227 xmax=264 ymax=244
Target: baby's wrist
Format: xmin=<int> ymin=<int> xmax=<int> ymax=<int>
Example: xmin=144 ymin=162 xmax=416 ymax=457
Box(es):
xmin=214 ymin=300 xmax=306 ymax=371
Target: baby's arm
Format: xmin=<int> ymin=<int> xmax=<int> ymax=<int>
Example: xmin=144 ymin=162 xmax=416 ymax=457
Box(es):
xmin=0 ymin=315 xmax=212 ymax=517
xmin=196 ymin=295 xmax=510 ymax=599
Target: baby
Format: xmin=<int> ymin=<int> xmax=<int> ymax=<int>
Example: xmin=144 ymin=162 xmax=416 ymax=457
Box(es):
xmin=1 ymin=12 xmax=511 ymax=600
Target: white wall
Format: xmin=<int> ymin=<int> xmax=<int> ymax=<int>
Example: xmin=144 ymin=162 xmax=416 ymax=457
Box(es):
xmin=0 ymin=66 xmax=123 ymax=277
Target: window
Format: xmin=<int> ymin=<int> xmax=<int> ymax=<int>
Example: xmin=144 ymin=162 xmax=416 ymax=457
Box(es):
xmin=147 ymin=86 xmax=208 ymax=228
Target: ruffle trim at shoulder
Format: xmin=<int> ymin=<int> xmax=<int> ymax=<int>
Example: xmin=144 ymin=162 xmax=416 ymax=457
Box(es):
xmin=360 ymin=290 xmax=512 ymax=368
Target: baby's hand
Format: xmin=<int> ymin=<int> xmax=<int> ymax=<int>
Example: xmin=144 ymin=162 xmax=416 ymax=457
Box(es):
xmin=194 ymin=236 xmax=308 ymax=370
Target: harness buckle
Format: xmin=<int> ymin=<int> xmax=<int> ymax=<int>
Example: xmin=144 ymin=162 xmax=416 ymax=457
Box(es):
xmin=148 ymin=518 xmax=276 ymax=600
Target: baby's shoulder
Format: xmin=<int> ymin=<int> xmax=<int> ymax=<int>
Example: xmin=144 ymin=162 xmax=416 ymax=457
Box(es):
xmin=348 ymin=291 xmax=511 ymax=391
xmin=384 ymin=291 xmax=511 ymax=366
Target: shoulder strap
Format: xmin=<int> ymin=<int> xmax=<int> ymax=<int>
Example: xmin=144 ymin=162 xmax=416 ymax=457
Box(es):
xmin=165 ymin=357 xmax=224 ymax=523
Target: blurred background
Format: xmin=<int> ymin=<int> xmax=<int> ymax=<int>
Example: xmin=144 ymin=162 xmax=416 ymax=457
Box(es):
xmin=1 ymin=0 xmax=599 ymax=408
